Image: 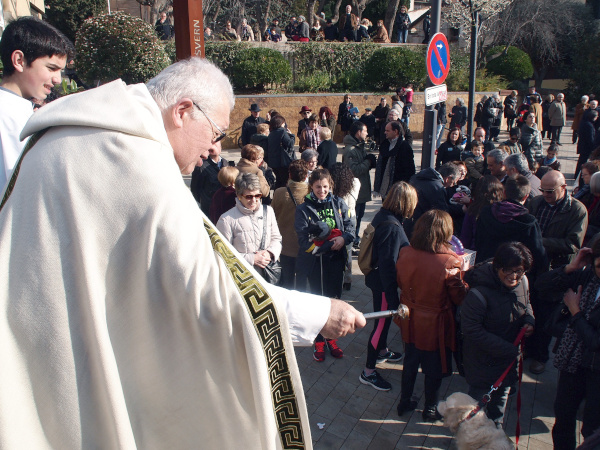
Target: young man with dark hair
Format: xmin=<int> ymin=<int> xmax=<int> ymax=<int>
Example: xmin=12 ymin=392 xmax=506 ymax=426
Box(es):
xmin=0 ymin=16 xmax=74 ymax=189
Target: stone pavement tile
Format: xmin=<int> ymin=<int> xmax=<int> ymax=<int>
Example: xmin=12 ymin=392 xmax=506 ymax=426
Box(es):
xmin=353 ymin=412 xmax=385 ymax=440
xmin=329 ymin=379 xmax=359 ymax=404
xmin=314 ymin=396 xmax=346 ymax=420
xmin=421 ymin=433 xmax=454 ymax=450
xmin=393 ymin=431 xmax=427 ymax=449
xmin=341 ymin=394 xmax=372 ymax=419
xmin=528 ymin=418 xmax=553 ymax=444
xmin=327 ymin=412 xmax=359 ymax=440
xmin=354 ymin=383 xmax=378 ymax=402
xmin=366 ymin=392 xmax=397 ymax=416
xmin=367 ymin=428 xmax=400 ymax=449
xmin=310 ymin=413 xmax=329 ymax=441
xmin=307 ymin=402 xmax=320 ymax=415
xmin=315 ymin=430 xmax=345 ymax=450
xmin=306 ymin=381 xmax=335 ymax=406
xmin=301 ymin=366 xmax=326 ymax=391
xmin=339 ymin=430 xmax=372 ymax=450
xmin=342 ymin=341 xmax=368 ymax=359
xmin=526 ymin=437 xmax=554 ymax=449
xmin=380 ymin=417 xmax=407 ymax=437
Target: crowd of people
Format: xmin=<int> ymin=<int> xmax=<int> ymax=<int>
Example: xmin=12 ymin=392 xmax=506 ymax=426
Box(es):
xmin=153 ymin=6 xmax=428 ymax=44
xmin=2 ymin=15 xmax=600 ymax=449
xmin=190 ymin=84 xmax=600 ymax=447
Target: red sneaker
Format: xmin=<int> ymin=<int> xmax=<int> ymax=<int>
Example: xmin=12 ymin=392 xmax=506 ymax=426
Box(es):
xmin=327 ymin=340 xmax=344 ymax=358
xmin=313 ymin=341 xmax=326 ymax=362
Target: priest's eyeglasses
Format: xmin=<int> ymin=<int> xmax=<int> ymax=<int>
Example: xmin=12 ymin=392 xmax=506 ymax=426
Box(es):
xmin=193 ymin=102 xmax=227 ymax=143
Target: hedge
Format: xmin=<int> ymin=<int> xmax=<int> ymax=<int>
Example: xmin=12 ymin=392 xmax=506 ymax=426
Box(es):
xmin=362 ymin=47 xmax=427 ymax=91
xmin=485 ymin=46 xmax=534 ymax=82
xmin=76 ymin=12 xmax=170 ymax=84
xmin=230 ymin=47 xmax=291 ymax=90
xmin=203 ymin=41 xmax=506 ymax=94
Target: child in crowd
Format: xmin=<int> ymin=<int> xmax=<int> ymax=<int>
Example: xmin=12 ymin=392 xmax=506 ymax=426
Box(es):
xmin=0 ymin=17 xmax=74 ymax=189
xmin=209 ymin=166 xmax=239 ymax=224
xmin=464 ymin=140 xmax=485 ymax=187
xmin=538 ymin=145 xmax=561 ymax=172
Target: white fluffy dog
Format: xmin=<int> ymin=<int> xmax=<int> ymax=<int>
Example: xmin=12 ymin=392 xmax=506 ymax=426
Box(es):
xmin=437 ymin=392 xmax=515 ymax=450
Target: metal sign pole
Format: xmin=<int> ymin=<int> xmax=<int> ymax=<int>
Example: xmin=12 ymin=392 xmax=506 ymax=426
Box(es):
xmin=421 ymin=0 xmax=442 ymax=169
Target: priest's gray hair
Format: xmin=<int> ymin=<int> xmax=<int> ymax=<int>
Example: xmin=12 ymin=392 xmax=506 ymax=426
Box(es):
xmin=147 ymin=57 xmax=235 ymax=119
xmin=235 ymin=172 xmax=262 ymax=196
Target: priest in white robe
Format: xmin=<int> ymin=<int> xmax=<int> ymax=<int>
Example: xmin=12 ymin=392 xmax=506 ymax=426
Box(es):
xmin=0 ymin=58 xmax=365 ymax=449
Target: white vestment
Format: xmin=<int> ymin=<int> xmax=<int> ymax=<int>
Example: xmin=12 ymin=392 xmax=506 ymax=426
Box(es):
xmin=0 ymin=80 xmax=330 ymax=449
xmin=0 ymin=86 xmax=34 ymax=190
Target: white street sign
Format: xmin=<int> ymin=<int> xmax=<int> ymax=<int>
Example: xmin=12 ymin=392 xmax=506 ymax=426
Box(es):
xmin=425 ymin=84 xmax=448 ymax=106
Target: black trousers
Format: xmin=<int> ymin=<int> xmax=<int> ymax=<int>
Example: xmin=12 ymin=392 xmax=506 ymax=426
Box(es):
xmin=553 ymin=368 xmax=600 ymax=450
xmin=400 ymin=343 xmax=448 ymax=408
xmin=279 ymin=255 xmax=296 ymax=289
xmin=526 ymin=293 xmax=553 ymax=363
xmin=366 ymin=290 xmax=399 ymax=369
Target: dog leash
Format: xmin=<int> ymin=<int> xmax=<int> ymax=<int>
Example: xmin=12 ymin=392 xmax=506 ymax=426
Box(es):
xmin=461 ymin=327 xmax=527 ymax=447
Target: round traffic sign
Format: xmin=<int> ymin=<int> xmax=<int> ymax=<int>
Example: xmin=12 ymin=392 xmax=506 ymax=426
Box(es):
xmin=426 ymin=32 xmax=450 ymax=85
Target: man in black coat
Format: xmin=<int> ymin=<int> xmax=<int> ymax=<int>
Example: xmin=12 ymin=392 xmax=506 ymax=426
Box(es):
xmin=373 ymin=121 xmax=415 ymax=198
xmin=575 ymin=109 xmax=598 ymax=181
xmin=378 ymin=109 xmax=413 ymax=147
xmin=241 ymin=104 xmax=266 ymax=146
xmin=190 ymin=147 xmax=229 ymax=216
xmin=403 ymin=163 xmax=461 ymax=238
xmin=475 ymin=175 xmax=547 ymax=276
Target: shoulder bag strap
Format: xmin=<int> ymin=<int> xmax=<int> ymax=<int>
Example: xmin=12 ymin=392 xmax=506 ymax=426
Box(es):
xmin=287 ymin=187 xmax=298 ymax=207
xmin=259 ymin=204 xmax=267 ymax=251
xmin=469 ymin=287 xmax=487 ymax=309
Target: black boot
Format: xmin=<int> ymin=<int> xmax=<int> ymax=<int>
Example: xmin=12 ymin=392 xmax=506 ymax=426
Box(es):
xmin=422 ymin=405 xmax=442 ymax=422
xmin=397 ymin=398 xmax=418 ymax=416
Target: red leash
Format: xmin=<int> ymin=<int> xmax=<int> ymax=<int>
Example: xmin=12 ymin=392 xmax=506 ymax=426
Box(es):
xmin=462 ymin=327 xmax=528 ymax=448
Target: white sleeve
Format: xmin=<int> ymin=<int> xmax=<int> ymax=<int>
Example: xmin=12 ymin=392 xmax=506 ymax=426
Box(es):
xmin=267 ymin=284 xmax=330 ymax=346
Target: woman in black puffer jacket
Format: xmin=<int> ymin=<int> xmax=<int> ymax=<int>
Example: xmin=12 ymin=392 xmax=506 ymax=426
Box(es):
xmin=360 ymin=182 xmax=417 ymax=392
xmin=461 ymin=242 xmax=535 ymax=428
xmin=535 ymin=242 xmax=600 ymax=450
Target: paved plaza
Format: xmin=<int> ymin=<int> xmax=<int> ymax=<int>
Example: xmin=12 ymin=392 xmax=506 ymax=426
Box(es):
xmin=216 ymin=123 xmax=584 ymax=449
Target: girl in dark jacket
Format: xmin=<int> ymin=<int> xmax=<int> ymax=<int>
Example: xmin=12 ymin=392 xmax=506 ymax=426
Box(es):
xmin=435 ymin=128 xmax=462 ymax=169
xmin=461 ymin=242 xmax=535 ymax=427
xmin=360 ymin=182 xmax=417 ymax=391
xmin=535 ymin=243 xmax=600 ymax=450
xmin=295 ymin=169 xmax=355 ymax=361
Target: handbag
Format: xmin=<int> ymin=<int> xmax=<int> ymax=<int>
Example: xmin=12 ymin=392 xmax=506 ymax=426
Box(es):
xmin=545 ymin=303 xmax=571 ymax=338
xmin=258 ymin=205 xmax=282 ymax=285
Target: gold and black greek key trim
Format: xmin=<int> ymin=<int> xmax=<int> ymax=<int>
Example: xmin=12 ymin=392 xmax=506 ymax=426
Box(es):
xmin=0 ymin=129 xmax=48 ymax=212
xmin=203 ymin=219 xmax=305 ymax=449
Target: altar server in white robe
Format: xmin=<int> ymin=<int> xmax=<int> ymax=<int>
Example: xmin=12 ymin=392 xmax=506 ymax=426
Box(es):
xmin=0 ymin=57 xmax=365 ymax=450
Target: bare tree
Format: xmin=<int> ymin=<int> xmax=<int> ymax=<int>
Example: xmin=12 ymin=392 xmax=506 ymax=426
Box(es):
xmin=442 ymin=0 xmax=514 ymax=60
xmin=384 ymin=0 xmax=401 ymax=40
xmin=490 ymin=0 xmax=586 ymax=87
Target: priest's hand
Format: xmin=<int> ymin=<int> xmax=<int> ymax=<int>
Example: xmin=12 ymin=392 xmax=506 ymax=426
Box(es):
xmin=320 ymin=299 xmax=366 ymax=339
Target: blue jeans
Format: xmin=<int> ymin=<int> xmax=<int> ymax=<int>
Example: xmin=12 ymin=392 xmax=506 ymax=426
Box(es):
xmin=435 ymin=124 xmax=445 ymax=148
xmin=396 ymin=29 xmax=408 ymax=43
xmin=468 ymin=385 xmax=511 ymax=425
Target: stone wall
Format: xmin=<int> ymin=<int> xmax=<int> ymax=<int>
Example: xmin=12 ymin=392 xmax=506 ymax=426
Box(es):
xmin=223 ymin=91 xmax=499 ymax=149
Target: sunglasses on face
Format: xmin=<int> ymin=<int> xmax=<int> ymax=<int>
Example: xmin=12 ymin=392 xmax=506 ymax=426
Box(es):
xmin=243 ymin=194 xmax=262 ymax=200
xmin=540 ymin=186 xmax=564 ymax=194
